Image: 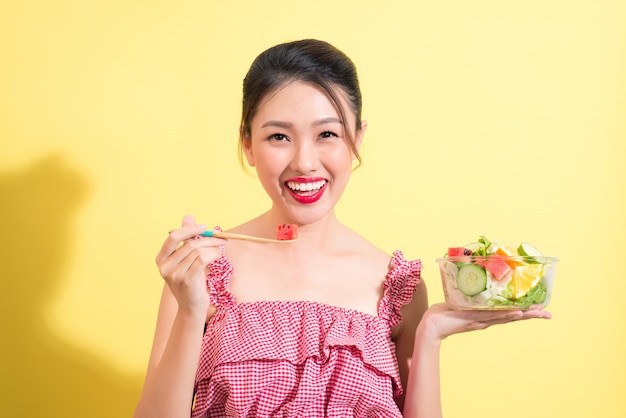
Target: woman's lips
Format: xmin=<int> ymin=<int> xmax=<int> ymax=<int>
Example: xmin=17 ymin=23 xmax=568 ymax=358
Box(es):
xmin=285 ymin=178 xmax=328 ymax=204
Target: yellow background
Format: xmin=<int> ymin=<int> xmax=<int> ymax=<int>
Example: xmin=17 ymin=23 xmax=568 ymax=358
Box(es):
xmin=1 ymin=0 xmax=624 ymax=416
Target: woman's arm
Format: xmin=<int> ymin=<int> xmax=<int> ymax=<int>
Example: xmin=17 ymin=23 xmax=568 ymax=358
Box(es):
xmin=401 ymin=303 xmax=552 ymax=418
xmin=393 ymin=280 xmax=429 ymax=412
xmin=134 ymin=285 xmax=207 ymax=418
xmin=134 ymin=216 xmax=223 ymax=418
xmin=400 ymin=306 xmax=443 ymax=418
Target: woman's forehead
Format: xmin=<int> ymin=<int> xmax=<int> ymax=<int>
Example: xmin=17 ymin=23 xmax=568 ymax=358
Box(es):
xmin=253 ymin=81 xmax=352 ymax=126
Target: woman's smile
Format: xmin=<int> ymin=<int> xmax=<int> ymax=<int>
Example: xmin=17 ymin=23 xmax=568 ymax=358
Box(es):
xmin=285 ymin=177 xmax=329 ymax=203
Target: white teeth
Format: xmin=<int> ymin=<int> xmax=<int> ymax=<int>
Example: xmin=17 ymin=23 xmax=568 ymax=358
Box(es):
xmin=287 ymin=180 xmax=326 ymax=192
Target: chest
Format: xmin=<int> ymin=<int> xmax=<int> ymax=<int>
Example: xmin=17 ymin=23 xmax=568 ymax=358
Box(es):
xmin=226 ymin=249 xmax=386 ymax=317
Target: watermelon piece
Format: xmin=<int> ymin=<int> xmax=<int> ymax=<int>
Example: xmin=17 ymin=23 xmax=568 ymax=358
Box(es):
xmin=474 ymin=257 xmax=488 ymax=268
xmin=448 ymin=247 xmax=471 ymax=256
xmin=484 ymin=255 xmax=511 ymax=281
xmin=276 ymin=224 xmax=298 ymax=240
xmin=448 ymin=247 xmax=472 ymax=263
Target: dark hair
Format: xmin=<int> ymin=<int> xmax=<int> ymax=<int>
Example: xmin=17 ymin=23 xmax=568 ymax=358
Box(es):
xmin=239 ymin=39 xmax=363 ymax=165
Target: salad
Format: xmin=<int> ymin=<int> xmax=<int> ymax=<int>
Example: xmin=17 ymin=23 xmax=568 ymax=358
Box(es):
xmin=437 ymin=236 xmax=558 ymax=310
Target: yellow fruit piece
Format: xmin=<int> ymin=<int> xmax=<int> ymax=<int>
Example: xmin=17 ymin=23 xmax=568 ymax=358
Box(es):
xmin=512 ymin=264 xmax=544 ymax=298
xmin=495 ymin=247 xmax=524 ymax=269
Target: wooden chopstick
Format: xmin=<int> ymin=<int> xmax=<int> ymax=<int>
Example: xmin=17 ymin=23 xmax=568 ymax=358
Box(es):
xmin=200 ymin=230 xmax=296 ymax=243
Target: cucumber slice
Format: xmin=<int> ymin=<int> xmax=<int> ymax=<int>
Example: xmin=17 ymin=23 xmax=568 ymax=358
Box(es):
xmin=517 ymin=242 xmax=543 ymax=263
xmin=456 ymin=264 xmax=488 ymax=296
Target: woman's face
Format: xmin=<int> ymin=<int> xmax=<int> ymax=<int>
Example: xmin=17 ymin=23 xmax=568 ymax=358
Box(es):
xmin=243 ymin=81 xmax=365 ymax=225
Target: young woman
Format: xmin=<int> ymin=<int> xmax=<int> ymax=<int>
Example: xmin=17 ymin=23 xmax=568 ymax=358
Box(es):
xmin=134 ymin=39 xmax=550 ymax=418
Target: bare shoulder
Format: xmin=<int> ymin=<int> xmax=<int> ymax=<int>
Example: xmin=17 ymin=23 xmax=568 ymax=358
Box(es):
xmin=336 ymin=227 xmax=394 ymax=275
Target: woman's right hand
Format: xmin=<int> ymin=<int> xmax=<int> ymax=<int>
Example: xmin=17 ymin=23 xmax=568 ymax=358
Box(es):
xmin=134 ymin=215 xmax=225 ymax=418
xmin=155 ymin=215 xmax=225 ymax=315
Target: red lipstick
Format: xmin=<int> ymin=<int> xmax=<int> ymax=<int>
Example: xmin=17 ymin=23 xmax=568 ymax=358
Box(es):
xmin=285 ymin=177 xmax=328 ymax=204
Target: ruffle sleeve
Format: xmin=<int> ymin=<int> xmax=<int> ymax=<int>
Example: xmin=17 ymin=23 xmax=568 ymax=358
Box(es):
xmin=205 ymin=226 xmax=236 ymax=308
xmin=378 ymin=250 xmax=422 ymax=328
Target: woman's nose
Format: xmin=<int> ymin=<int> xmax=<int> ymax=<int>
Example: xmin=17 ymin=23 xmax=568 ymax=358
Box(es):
xmin=290 ymin=140 xmax=320 ymax=173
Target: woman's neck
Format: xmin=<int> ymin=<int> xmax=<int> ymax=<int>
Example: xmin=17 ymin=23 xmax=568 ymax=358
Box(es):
xmin=254 ymin=209 xmax=350 ymax=253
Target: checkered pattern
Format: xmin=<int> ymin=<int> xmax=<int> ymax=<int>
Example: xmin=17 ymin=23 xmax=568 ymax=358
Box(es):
xmin=192 ymin=250 xmax=422 ymax=418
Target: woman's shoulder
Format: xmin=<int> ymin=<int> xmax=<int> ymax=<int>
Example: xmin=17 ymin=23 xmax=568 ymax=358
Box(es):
xmin=333 ymin=226 xmax=390 ymax=265
xmin=339 ymin=226 xmax=422 ymax=271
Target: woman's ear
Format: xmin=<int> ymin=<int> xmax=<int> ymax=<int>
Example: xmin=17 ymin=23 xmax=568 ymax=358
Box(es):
xmin=242 ymin=136 xmax=255 ymax=167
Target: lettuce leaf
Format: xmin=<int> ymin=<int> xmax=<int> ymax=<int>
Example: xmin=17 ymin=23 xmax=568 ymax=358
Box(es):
xmin=488 ymin=282 xmax=548 ymax=309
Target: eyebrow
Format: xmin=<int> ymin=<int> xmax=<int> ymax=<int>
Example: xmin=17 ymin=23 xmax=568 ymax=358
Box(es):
xmin=260 ymin=117 xmax=343 ymax=129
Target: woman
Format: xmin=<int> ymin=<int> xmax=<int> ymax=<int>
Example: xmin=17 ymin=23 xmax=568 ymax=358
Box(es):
xmin=134 ymin=39 xmax=550 ymax=418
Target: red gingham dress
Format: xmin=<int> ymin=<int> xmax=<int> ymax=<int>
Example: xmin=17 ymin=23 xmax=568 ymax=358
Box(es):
xmin=191 ymin=249 xmax=422 ymax=418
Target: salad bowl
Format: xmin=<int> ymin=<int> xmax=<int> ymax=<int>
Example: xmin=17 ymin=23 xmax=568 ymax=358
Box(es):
xmin=437 ymin=236 xmax=559 ymax=310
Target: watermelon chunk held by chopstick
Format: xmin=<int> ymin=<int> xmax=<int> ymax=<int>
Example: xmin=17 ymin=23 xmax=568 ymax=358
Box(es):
xmin=276 ymin=224 xmax=298 ymax=241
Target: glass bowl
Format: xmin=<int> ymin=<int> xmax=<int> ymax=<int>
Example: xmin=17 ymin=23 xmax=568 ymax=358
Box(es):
xmin=436 ymin=255 xmax=559 ymax=310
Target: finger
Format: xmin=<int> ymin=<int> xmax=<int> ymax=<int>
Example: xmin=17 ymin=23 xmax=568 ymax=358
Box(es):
xmin=157 ymin=223 xmax=207 ymax=262
xmin=180 ymin=215 xmax=204 ymax=245
xmin=174 ymin=215 xmax=207 ymax=241
xmin=186 ymin=246 xmax=221 ymax=275
xmin=521 ymin=309 xmax=552 ymax=320
xmin=168 ymin=247 xmax=215 ymax=277
xmin=476 ymin=309 xmax=551 ymax=328
xmin=182 ymin=214 xmax=196 ymax=228
xmin=159 ymin=234 xmax=223 ymax=270
xmin=158 ymin=244 xmax=220 ymax=287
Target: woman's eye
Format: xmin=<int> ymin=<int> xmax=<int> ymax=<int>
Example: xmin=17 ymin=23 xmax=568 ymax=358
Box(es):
xmin=319 ymin=131 xmax=338 ymax=139
xmin=269 ymin=133 xmax=288 ymax=141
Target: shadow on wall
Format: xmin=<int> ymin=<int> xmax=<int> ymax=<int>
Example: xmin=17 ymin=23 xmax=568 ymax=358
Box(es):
xmin=0 ymin=155 xmax=141 ymax=417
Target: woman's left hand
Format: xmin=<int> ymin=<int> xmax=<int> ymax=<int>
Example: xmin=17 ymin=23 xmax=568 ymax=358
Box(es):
xmin=419 ymin=302 xmax=552 ymax=342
